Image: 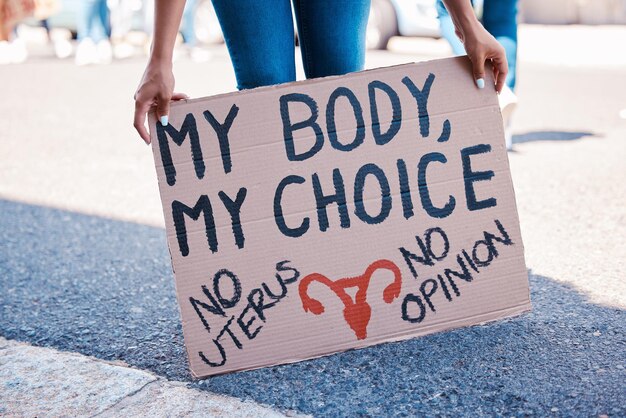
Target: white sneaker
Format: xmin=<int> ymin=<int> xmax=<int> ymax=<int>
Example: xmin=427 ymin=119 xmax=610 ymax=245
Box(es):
xmin=498 ymin=85 xmax=518 ymax=151
xmin=49 ymin=29 xmax=73 ymax=59
xmin=96 ymin=39 xmax=113 ymax=64
xmin=54 ymin=38 xmax=73 ymax=59
xmin=10 ymin=38 xmax=28 ymax=63
xmin=190 ymin=47 xmax=212 ymax=63
xmin=113 ymin=42 xmax=134 ymax=59
xmin=75 ymin=39 xmax=97 ymax=65
xmin=0 ymin=41 xmax=11 ymax=65
xmin=0 ymin=39 xmax=28 ymax=64
xmin=499 ymin=85 xmax=517 ymax=125
xmin=504 ymin=125 xmax=513 ymax=151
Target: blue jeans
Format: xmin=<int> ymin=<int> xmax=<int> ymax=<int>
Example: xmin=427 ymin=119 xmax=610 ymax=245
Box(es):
xmin=77 ymin=0 xmax=111 ymax=43
xmin=181 ymin=0 xmax=198 ymax=46
xmin=436 ymin=0 xmax=518 ymax=90
xmin=211 ymin=0 xmax=371 ymax=90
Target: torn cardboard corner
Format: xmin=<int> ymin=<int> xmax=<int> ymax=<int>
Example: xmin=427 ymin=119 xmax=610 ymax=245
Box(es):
xmin=148 ymin=56 xmax=531 ymax=378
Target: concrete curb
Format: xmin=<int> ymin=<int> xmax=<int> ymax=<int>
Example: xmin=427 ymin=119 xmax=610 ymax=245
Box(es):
xmin=0 ymin=337 xmax=305 ymax=418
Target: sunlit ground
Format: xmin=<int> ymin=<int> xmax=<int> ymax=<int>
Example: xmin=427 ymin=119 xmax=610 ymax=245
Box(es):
xmin=1 ymin=24 xmax=625 ymax=310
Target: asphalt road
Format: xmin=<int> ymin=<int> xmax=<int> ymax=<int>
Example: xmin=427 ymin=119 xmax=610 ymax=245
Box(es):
xmin=1 ymin=27 xmax=625 ymax=416
xmin=1 ymin=200 xmax=624 ymax=416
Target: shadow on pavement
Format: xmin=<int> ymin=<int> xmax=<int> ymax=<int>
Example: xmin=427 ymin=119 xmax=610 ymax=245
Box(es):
xmin=512 ymin=130 xmax=598 ymax=144
xmin=1 ymin=199 xmax=624 ymax=417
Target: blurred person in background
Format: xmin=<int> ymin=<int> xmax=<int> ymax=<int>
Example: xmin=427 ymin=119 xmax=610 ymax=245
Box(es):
xmin=42 ymin=16 xmax=73 ymax=59
xmin=133 ymin=0 xmax=509 ymax=144
xmin=108 ymin=0 xmax=135 ymax=59
xmin=180 ymin=0 xmax=211 ymax=62
xmin=75 ymin=0 xmax=112 ymax=65
xmin=34 ymin=0 xmax=71 ymax=59
xmin=141 ymin=0 xmax=211 ymax=62
xmin=436 ymin=0 xmax=518 ymax=149
xmin=0 ymin=0 xmax=33 ymax=64
xmin=0 ymin=0 xmax=69 ymax=63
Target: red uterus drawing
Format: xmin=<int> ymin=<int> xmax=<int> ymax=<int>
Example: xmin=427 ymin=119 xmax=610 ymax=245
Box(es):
xmin=299 ymin=259 xmax=402 ymax=340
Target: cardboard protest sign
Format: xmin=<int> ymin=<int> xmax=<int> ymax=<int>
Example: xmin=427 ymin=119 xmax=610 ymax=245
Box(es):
xmin=149 ymin=57 xmax=531 ymax=378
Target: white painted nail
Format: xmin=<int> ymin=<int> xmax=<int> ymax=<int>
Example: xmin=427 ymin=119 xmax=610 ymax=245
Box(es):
xmin=160 ymin=115 xmax=168 ymax=126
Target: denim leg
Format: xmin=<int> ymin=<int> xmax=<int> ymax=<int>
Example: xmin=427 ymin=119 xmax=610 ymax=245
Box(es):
xmin=78 ymin=0 xmax=110 ymax=42
xmin=482 ymin=0 xmax=518 ymax=90
xmin=77 ymin=0 xmax=95 ymax=41
xmin=181 ymin=0 xmax=197 ymax=46
xmin=293 ymin=0 xmax=370 ymax=79
xmin=435 ymin=0 xmax=466 ymax=56
xmin=211 ymin=0 xmax=296 ymax=90
xmin=98 ymin=0 xmax=112 ymax=41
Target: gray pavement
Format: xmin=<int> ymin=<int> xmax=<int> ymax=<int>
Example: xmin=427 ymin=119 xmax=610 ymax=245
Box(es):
xmin=0 ymin=337 xmax=294 ymax=417
xmin=1 ymin=25 xmax=625 ymax=416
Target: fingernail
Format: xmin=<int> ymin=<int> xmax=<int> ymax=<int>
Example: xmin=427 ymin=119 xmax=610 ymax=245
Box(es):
xmin=160 ymin=115 xmax=168 ymax=126
xmin=476 ymin=78 xmax=485 ymax=89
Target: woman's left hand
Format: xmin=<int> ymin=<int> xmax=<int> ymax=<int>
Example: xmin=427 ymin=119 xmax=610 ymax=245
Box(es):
xmin=449 ymin=12 xmax=508 ymax=93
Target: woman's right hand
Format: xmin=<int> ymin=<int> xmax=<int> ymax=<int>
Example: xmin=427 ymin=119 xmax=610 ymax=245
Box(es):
xmin=133 ymin=60 xmax=188 ymax=144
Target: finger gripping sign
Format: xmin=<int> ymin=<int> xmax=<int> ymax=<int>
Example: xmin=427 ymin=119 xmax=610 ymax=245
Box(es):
xmin=148 ymin=57 xmax=531 ymax=378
